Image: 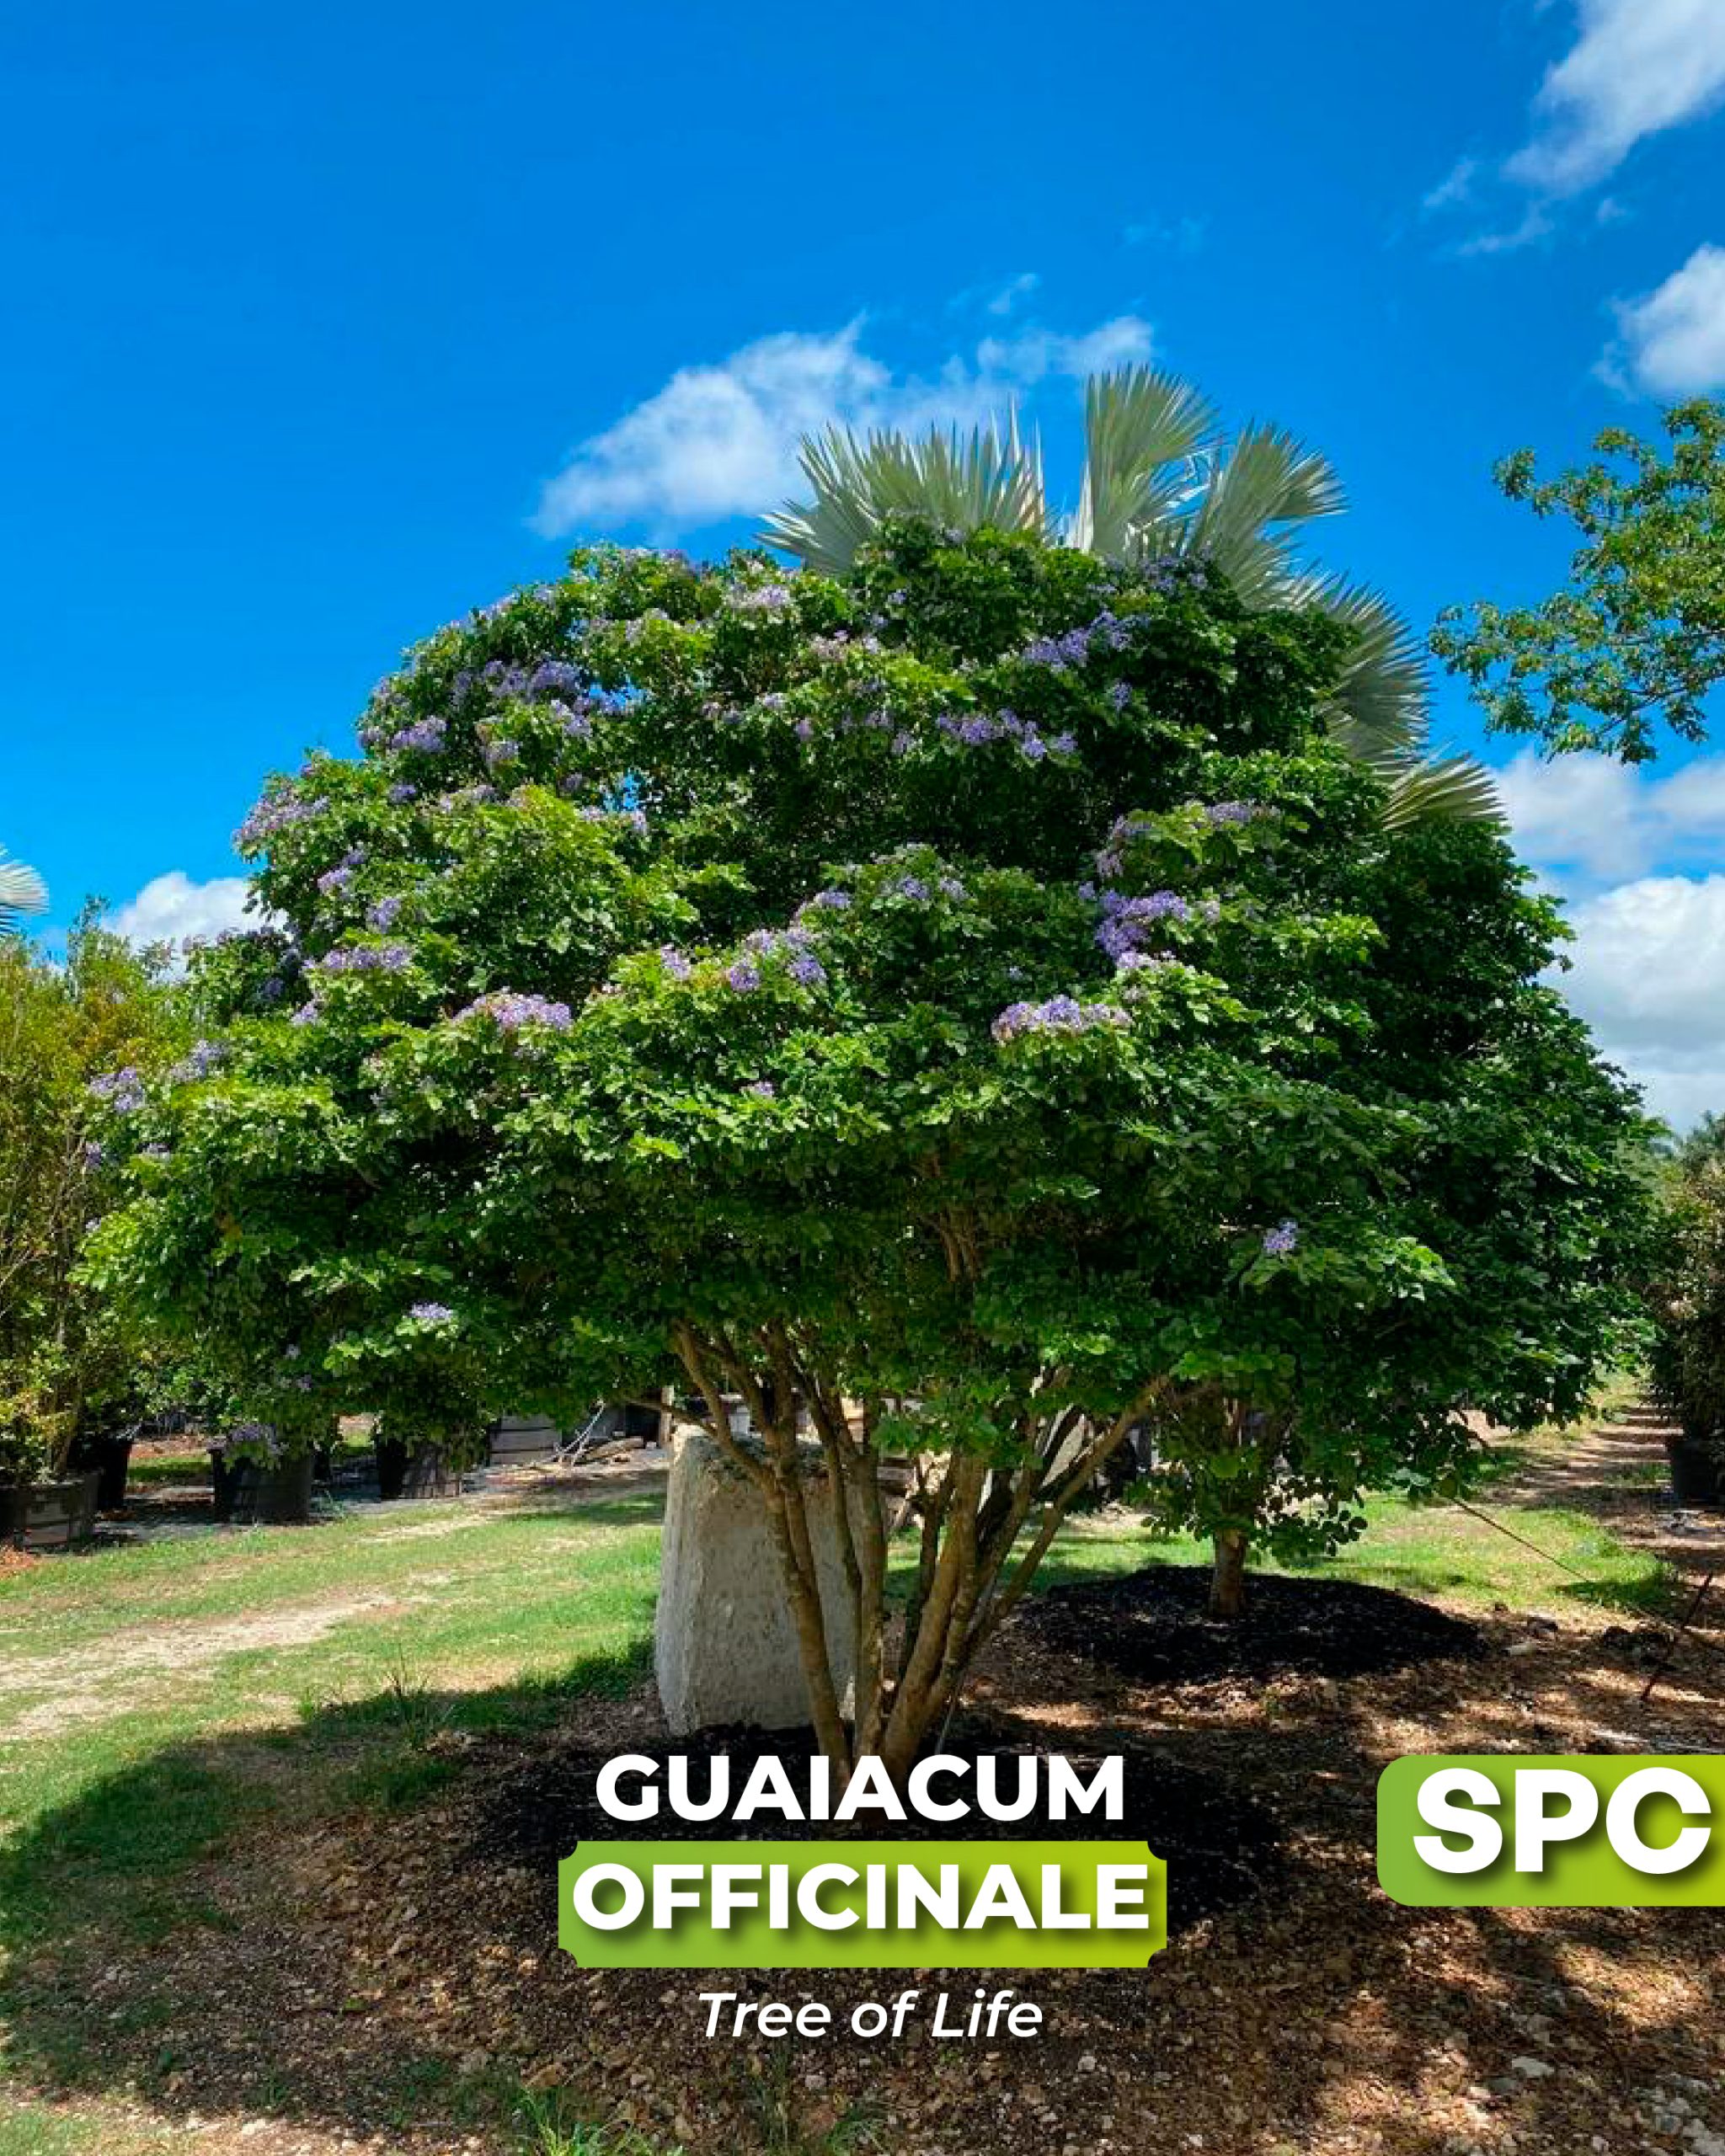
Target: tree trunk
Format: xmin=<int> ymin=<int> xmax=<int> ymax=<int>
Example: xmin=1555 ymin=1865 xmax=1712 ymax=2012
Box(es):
xmin=1209 ymin=1528 xmax=1248 ymax=1619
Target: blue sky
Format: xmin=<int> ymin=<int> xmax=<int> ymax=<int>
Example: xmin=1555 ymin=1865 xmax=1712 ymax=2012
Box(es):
xmin=5 ymin=0 xmax=1725 ymax=1119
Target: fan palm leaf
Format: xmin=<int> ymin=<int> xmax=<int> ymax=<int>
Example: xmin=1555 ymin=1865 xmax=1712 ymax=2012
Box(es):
xmin=763 ymin=366 xmax=1500 ymax=825
xmin=0 ymin=848 xmax=46 ymax=935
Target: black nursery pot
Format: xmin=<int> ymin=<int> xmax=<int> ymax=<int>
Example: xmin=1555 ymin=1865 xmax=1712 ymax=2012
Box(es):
xmin=0 ymin=1470 xmax=100 ymax=1551
xmin=1666 ymin=1428 xmax=1725 ymax=1509
xmin=374 ymin=1438 xmax=458 ymax=1501
xmin=72 ymin=1432 xmax=136 ymax=1512
xmin=210 ymin=1449 xmax=315 ymax=1524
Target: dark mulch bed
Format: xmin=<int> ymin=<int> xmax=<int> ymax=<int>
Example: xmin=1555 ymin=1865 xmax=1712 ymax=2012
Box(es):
xmin=467 ymin=1706 xmax=1280 ymax=1935
xmin=1017 ymin=1564 xmax=1486 ymax=1685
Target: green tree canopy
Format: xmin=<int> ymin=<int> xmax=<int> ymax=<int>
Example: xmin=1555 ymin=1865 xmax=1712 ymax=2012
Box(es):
xmin=1434 ymin=398 xmax=1725 ymax=763
xmin=89 ymin=527 xmax=1650 ymax=1771
xmin=0 ymin=912 xmax=185 ymax=1481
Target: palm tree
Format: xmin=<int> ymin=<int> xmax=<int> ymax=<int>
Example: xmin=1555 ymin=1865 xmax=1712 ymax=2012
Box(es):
xmin=0 ymin=846 xmax=47 ymax=936
xmin=761 ymin=366 xmax=1499 ymax=828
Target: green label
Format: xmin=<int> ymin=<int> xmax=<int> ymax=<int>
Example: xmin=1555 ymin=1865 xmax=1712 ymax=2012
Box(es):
xmin=557 ymin=1840 xmax=1166 ymax=1968
xmin=1378 ymin=1755 xmax=1725 ymax=1907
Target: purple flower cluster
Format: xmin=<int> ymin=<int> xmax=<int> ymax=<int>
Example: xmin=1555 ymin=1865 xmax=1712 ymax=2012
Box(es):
xmin=579 ymin=805 xmax=649 ymax=836
xmin=991 ymin=997 xmax=1130 ymax=1043
xmin=527 ymin=659 xmax=584 ymax=699
xmin=387 ymin=782 xmax=419 ymax=804
xmin=726 ymin=924 xmax=828 ymax=993
xmin=1262 ymin=1220 xmax=1300 ymax=1257
xmin=312 ymin=943 xmax=414 ymax=976
xmin=550 ymin=699 xmax=595 ymax=742
xmin=1095 ymin=889 xmax=1191 ymax=963
xmin=1203 ymin=799 xmax=1268 ymax=826
xmin=172 ymin=1039 xmax=227 ymax=1083
xmin=368 ymin=895 xmax=404 ymax=931
xmin=1021 ymin=609 xmax=1134 ymax=671
xmin=289 ymin=1001 xmax=321 ymax=1027
xmin=317 ymin=865 xmax=354 ymax=896
xmin=88 ymin=1066 xmax=145 ymax=1113
xmin=481 ymin=737 xmax=520 ymax=769
xmin=935 ymin=710 xmax=1076 ymax=762
xmin=456 ymin=990 xmax=574 ymax=1032
xmin=236 ymin=793 xmax=329 ymax=849
xmin=441 ymin=784 xmax=498 ymax=808
xmin=659 ymin=946 xmax=693 ymax=980
xmin=390 ymin=716 xmax=447 ymax=754
xmin=745 ymin=1080 xmax=777 ymax=1099
xmin=729 ymin=582 xmax=793 ymax=615
xmin=409 ymin=1301 xmax=456 ymax=1324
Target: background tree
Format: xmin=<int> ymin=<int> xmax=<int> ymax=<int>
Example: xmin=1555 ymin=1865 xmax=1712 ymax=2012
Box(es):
xmin=0 ymin=911 xmax=185 ymax=1483
xmin=1433 ymin=398 xmax=1725 ymax=764
xmin=764 ymin=365 xmax=1501 ymax=826
xmin=90 ymin=527 xmax=1648 ymax=1773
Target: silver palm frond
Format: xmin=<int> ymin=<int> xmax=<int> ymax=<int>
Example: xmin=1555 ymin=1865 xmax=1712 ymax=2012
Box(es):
xmin=1068 ymin=366 xmax=1217 ymax=558
xmin=763 ymin=418 xmax=1048 ymax=574
xmin=763 ymin=365 xmax=1498 ymax=825
xmin=0 ymin=848 xmax=46 ymax=935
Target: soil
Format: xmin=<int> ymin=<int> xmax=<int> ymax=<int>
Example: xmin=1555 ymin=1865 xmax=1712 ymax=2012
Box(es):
xmin=1017 ymin=1565 xmax=1486 ymax=1685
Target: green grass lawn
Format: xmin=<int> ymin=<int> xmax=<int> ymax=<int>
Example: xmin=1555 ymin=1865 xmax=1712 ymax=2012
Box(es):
xmin=0 ymin=1413 xmax=1676 ymax=2150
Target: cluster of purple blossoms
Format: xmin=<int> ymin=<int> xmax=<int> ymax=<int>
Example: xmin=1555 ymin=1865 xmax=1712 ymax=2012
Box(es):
xmin=313 ymin=943 xmax=414 ymax=977
xmin=1201 ymin=799 xmax=1268 ymax=827
xmin=728 ymin=582 xmax=794 ymax=615
xmin=991 ymin=996 xmax=1130 ymax=1044
xmin=1022 ymin=609 xmax=1134 ymax=671
xmin=172 ymin=1039 xmax=227 ymax=1083
xmin=1262 ymin=1220 xmax=1300 ymax=1257
xmin=527 ymin=659 xmax=584 ymax=699
xmin=88 ymin=1066 xmax=145 ymax=1113
xmin=1108 ymin=681 xmax=1132 ymax=712
xmin=745 ymin=1080 xmax=777 ymax=1100
xmin=935 ymin=710 xmax=1077 ymax=762
xmin=236 ymin=793 xmax=329 ymax=849
xmin=1094 ymin=889 xmax=1192 ymax=963
xmin=456 ymin=990 xmax=574 ymax=1033
xmin=726 ymin=924 xmax=828 ymax=992
xmin=390 ymin=715 xmax=447 ymax=754
xmin=441 ymin=784 xmax=498 ymax=808
xmin=481 ymin=737 xmax=521 ymax=770
xmin=895 ymin=876 xmax=931 ymax=901
xmin=550 ymin=699 xmax=595 ymax=742
xmin=368 ymin=896 xmax=404 ymax=931
xmin=317 ymin=865 xmax=354 ymax=896
xmin=794 ymin=889 xmax=852 ymax=921
xmin=289 ymin=1001 xmax=321 ymax=1027
xmin=409 ymin=1301 xmax=456 ymax=1324
xmin=82 ymin=1140 xmax=104 ymax=1168
xmin=387 ymin=782 xmax=419 ymax=804
xmin=659 ymin=946 xmax=693 ymax=980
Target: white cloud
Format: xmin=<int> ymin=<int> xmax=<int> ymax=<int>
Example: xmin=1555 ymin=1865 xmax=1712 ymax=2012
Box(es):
xmin=1559 ymin=874 xmax=1725 ymax=1127
xmin=1506 ymin=0 xmax=1725 ymax=195
xmin=1500 ymin=750 xmax=1725 ymax=1129
xmin=984 ymin=272 xmax=1039 ymax=317
xmin=532 ymin=312 xmax=1155 ymax=538
xmin=1501 ymin=747 xmax=1725 ymax=887
xmin=1454 ymin=205 xmax=1555 ymax=258
xmin=1604 ymin=243 xmax=1725 ymax=395
xmin=109 ymin=871 xmax=256 ymax=948
xmin=1423 ymin=156 xmax=1480 ymax=213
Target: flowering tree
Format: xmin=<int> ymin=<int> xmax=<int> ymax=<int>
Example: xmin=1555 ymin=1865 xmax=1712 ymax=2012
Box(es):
xmin=90 ymin=525 xmax=1648 ymax=1771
